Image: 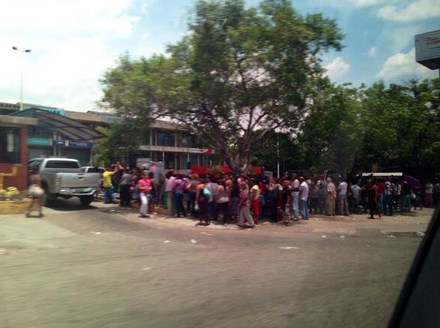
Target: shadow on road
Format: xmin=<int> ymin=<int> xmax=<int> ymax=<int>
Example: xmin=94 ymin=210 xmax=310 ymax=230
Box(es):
xmin=44 ymin=198 xmax=102 ymax=211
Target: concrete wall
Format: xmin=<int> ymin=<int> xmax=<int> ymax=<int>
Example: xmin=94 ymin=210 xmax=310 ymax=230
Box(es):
xmin=0 ymin=127 xmax=29 ymax=191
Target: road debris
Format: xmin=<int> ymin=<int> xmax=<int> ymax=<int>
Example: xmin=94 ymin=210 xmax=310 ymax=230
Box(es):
xmin=279 ymin=246 xmax=300 ymax=250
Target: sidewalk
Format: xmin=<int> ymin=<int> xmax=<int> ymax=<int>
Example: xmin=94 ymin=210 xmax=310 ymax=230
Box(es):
xmin=1 ymin=200 xmax=433 ymax=237
xmin=93 ymin=201 xmax=434 ymax=236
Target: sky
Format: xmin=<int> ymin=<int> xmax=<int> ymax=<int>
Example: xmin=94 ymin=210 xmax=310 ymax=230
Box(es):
xmin=1 ymin=0 xmax=439 ymax=113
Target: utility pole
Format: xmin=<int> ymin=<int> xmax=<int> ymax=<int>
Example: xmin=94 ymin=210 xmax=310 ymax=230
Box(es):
xmin=12 ymin=46 xmax=32 ymax=110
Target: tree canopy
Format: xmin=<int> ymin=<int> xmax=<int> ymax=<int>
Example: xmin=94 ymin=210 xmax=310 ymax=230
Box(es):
xmin=99 ymin=0 xmax=439 ymax=180
xmin=100 ymin=0 xmax=344 ymax=173
xmin=294 ymin=77 xmax=440 ymax=179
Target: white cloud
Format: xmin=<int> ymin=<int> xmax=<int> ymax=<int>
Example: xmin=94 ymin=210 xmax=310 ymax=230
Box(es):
xmin=2 ymin=38 xmax=115 ymax=111
xmin=381 ymin=26 xmax=420 ymax=54
xmin=0 ymin=0 xmax=138 ymax=34
xmin=0 ymin=0 xmax=143 ymax=112
xmin=324 ymin=57 xmax=350 ymax=79
xmin=367 ymin=46 xmax=378 ymax=57
xmin=353 ymin=0 xmax=392 ymax=6
xmin=1 ymin=0 xmax=438 ymax=113
xmin=378 ymin=0 xmax=440 ymax=22
xmin=316 ymin=0 xmax=440 ymax=22
xmin=313 ymin=0 xmax=399 ymax=9
xmin=376 ymin=48 xmax=438 ymax=80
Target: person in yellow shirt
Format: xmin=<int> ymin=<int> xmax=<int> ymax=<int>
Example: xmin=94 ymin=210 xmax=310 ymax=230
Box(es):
xmin=102 ymin=165 xmax=117 ymax=204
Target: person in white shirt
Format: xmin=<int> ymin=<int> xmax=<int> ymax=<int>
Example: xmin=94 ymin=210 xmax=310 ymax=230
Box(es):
xmin=165 ymin=171 xmax=176 ymax=217
xmin=424 ymin=181 xmax=433 ymax=207
xmin=299 ymin=176 xmax=309 ymax=220
xmin=291 ymin=174 xmax=300 ymax=221
xmin=350 ymin=183 xmax=361 ymax=214
xmin=338 ymin=177 xmax=349 ymax=215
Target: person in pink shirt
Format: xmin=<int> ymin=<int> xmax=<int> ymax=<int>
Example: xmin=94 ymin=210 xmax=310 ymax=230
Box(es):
xmin=137 ymin=170 xmax=152 ymax=218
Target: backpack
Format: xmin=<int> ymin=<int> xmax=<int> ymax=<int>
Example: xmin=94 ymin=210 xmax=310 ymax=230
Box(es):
xmin=203 ymin=187 xmax=213 ymax=202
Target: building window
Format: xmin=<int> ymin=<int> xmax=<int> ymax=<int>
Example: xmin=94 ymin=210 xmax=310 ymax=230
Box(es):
xmin=151 ymin=151 xmax=163 ymax=162
xmin=177 ymin=153 xmax=192 ymax=170
xmin=141 ymin=130 xmax=150 ymax=145
xmin=29 ymin=126 xmax=52 ymax=139
xmin=156 ymin=131 xmax=175 ymax=147
xmin=0 ymin=127 xmax=20 ymax=163
xmin=189 ymin=154 xmax=200 ymax=167
xmin=181 ymin=133 xmax=198 ymax=148
xmin=164 ymin=152 xmax=175 ymax=169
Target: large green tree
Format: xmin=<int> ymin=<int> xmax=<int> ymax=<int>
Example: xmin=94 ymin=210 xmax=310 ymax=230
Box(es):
xmin=359 ymin=78 xmax=440 ymax=176
xmin=101 ymin=0 xmax=343 ymax=173
xmin=249 ymin=129 xmax=299 ymax=175
xmin=297 ymin=78 xmax=364 ymax=174
xmin=92 ymin=118 xmax=148 ymax=166
xmin=295 ymin=77 xmax=440 ymax=179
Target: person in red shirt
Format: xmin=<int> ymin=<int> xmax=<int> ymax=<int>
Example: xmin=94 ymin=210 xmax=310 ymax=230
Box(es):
xmin=375 ymin=178 xmax=385 ymax=215
xmin=250 ymin=180 xmax=261 ymax=224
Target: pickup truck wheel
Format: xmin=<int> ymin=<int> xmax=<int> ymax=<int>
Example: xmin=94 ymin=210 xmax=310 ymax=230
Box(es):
xmin=80 ymin=195 xmax=94 ymax=206
xmin=42 ymin=188 xmax=55 ymax=206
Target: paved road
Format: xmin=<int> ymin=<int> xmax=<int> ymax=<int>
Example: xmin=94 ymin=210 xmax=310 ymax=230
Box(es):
xmin=0 ymin=200 xmax=433 ymax=328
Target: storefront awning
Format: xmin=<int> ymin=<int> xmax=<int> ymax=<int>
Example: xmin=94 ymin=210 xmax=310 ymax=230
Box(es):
xmin=10 ymin=108 xmax=106 ymax=141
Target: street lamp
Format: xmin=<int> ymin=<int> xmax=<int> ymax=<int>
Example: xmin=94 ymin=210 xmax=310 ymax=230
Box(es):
xmin=12 ymin=46 xmax=32 ymax=111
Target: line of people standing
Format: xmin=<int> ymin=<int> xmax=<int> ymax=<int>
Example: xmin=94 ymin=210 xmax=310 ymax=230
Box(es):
xmin=100 ymin=164 xmax=435 ymax=225
xmin=163 ymin=172 xmax=255 ymax=228
xmin=101 ymin=163 xmax=159 ymax=217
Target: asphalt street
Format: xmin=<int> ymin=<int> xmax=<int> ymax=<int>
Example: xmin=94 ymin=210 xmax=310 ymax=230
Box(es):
xmin=0 ymin=199 xmax=433 ymax=328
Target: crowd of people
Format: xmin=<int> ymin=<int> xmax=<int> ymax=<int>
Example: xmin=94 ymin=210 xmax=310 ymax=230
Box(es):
xmin=99 ymin=163 xmax=440 ymax=228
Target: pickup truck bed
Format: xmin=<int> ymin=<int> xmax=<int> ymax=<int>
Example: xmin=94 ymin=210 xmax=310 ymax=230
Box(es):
xmin=29 ymin=157 xmax=101 ymax=206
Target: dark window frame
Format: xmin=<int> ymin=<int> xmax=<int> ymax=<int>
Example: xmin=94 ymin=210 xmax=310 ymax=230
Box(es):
xmin=0 ymin=127 xmax=21 ymax=163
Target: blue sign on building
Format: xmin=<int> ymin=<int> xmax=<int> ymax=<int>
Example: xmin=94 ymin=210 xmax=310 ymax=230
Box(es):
xmin=52 ymin=140 xmax=65 ymax=146
xmin=68 ymin=141 xmax=94 ymax=148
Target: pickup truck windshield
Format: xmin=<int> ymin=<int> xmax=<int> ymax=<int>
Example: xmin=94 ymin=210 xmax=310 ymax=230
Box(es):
xmin=45 ymin=161 xmax=80 ymax=169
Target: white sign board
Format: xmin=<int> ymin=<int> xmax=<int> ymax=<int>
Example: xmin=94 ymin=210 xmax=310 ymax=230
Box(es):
xmin=415 ymin=29 xmax=440 ymax=69
xmin=136 ymin=158 xmax=151 ymax=168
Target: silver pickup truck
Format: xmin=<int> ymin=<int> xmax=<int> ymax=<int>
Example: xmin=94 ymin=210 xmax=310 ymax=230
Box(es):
xmin=28 ymin=157 xmax=100 ymax=206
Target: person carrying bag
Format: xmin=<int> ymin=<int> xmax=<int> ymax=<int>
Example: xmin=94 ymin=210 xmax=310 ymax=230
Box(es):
xmin=137 ymin=170 xmax=152 ymax=218
xmin=26 ymin=169 xmax=45 ymax=218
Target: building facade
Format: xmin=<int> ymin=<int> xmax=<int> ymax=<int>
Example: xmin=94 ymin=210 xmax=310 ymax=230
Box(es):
xmin=133 ymin=120 xmax=219 ymax=172
xmin=1 ymin=102 xmax=219 ymax=171
xmin=10 ymin=106 xmax=106 ymax=166
xmin=0 ymin=114 xmax=37 ymax=190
